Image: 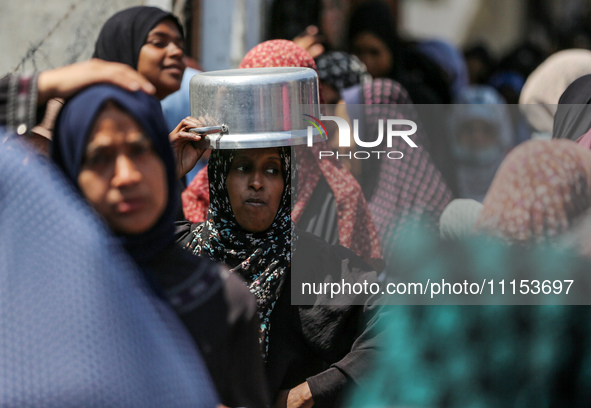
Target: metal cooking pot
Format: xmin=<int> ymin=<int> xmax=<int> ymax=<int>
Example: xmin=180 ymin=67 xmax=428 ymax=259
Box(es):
xmin=189 ymin=67 xmax=324 ymax=149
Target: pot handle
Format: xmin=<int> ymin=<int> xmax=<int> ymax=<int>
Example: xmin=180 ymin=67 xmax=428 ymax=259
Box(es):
xmin=188 ymin=124 xmax=228 ymax=135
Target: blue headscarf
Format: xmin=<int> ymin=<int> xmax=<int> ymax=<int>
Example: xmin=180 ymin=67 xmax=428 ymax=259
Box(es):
xmin=52 ymin=84 xmax=178 ymax=263
xmin=417 ymin=39 xmax=469 ymax=99
xmin=0 ymin=134 xmax=217 ymax=407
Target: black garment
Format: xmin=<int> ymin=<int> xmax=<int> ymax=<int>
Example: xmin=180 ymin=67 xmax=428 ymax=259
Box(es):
xmin=180 ymin=226 xmax=384 ymax=407
xmin=93 ymin=6 xmax=183 ymax=70
xmin=553 ymin=74 xmax=591 ymax=141
xmin=152 ymin=239 xmax=271 ymax=408
xmin=296 ymin=177 xmax=339 ymax=245
xmin=273 ymin=229 xmax=383 ymax=407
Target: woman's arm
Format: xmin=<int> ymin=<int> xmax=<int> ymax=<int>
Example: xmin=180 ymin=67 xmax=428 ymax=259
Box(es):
xmin=1 ymin=59 xmax=155 ymax=133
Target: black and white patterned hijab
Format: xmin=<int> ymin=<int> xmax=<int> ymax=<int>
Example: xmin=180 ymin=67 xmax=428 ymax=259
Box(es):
xmin=315 ymin=51 xmax=371 ymax=92
xmin=189 ymin=147 xmax=295 ymax=360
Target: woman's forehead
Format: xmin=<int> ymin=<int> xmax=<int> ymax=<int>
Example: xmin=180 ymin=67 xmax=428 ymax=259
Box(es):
xmin=232 ymin=147 xmax=281 ymax=160
xmin=147 ymin=18 xmax=183 ymax=39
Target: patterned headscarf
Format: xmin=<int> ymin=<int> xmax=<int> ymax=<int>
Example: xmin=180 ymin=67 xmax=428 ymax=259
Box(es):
xmin=183 ymin=39 xmax=383 ymax=265
xmin=315 ymin=51 xmax=370 ymax=93
xmin=187 ymin=147 xmax=293 ymax=360
xmin=475 ymin=139 xmax=591 ymax=242
xmin=362 ymin=78 xmax=453 ymax=257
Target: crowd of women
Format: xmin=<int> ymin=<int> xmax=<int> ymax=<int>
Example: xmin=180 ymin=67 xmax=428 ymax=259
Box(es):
xmin=3 ymin=0 xmax=591 ymax=407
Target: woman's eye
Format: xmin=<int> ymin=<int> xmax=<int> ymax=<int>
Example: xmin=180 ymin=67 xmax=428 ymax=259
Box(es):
xmin=86 ymin=152 xmax=111 ymax=167
xmin=129 ymin=144 xmax=150 ymax=157
xmin=147 ymin=40 xmax=168 ymax=48
xmin=266 ymin=167 xmax=281 ymax=175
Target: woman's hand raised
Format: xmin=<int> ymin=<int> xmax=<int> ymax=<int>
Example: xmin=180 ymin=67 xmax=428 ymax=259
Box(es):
xmin=169 ymin=116 xmax=208 ymax=179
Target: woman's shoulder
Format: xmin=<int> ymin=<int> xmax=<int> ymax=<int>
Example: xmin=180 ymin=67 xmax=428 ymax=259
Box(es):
xmin=174 ymin=219 xmax=203 ymax=248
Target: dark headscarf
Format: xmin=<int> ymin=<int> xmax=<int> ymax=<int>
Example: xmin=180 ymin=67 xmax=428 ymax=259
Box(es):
xmin=52 ymin=84 xmax=179 ymax=264
xmin=553 ymin=74 xmax=591 ymax=141
xmin=416 ymin=39 xmax=469 ymax=99
xmin=315 ymin=51 xmax=370 ymax=93
xmin=347 ymin=0 xmax=400 ymax=78
xmin=93 ymin=6 xmax=184 ymax=69
xmin=188 ymin=148 xmax=294 ymax=360
xmin=347 ymin=0 xmax=451 ymax=104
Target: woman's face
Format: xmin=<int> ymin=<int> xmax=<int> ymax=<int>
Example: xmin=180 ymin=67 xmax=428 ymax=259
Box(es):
xmin=137 ymin=19 xmax=185 ymax=100
xmin=458 ymin=118 xmax=498 ymax=150
xmin=226 ymin=148 xmax=285 ymax=233
xmin=352 ymin=32 xmax=393 ymax=78
xmin=78 ymin=103 xmax=168 ymax=235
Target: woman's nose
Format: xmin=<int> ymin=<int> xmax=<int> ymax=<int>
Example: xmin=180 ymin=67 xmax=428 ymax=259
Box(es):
xmin=249 ymin=171 xmax=263 ymax=191
xmin=112 ymin=154 xmax=142 ymax=187
xmin=167 ymin=42 xmax=184 ymax=59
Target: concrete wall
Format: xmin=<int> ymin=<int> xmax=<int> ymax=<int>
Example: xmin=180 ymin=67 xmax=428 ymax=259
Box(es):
xmin=0 ymin=0 xmax=173 ymax=75
xmin=200 ymin=0 xmax=265 ymax=71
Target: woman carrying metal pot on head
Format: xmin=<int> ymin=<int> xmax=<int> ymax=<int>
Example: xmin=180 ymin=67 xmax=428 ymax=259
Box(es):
xmin=177 ymin=67 xmax=384 ymax=408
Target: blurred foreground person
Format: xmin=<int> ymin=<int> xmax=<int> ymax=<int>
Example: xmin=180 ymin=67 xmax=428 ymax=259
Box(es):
xmin=347 ymin=224 xmax=591 ymax=408
xmin=0 ymin=136 xmax=217 ymax=407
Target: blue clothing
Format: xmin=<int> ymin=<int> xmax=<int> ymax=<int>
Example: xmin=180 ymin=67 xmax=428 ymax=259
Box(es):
xmin=161 ymin=67 xmax=201 ymax=132
xmin=0 ymin=136 xmax=218 ymax=407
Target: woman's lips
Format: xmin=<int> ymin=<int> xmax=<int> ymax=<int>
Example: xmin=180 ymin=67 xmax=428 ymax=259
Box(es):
xmin=163 ymin=65 xmax=184 ymax=77
xmin=245 ymin=198 xmax=266 ymax=207
xmin=116 ymin=198 xmax=146 ymax=213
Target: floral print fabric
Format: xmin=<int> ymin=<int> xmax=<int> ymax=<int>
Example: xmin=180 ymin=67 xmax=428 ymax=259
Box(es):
xmin=475 ymin=139 xmax=591 ymax=242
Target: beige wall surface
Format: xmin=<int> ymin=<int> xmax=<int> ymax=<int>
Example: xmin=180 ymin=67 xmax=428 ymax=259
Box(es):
xmin=0 ymin=0 xmax=163 ymax=75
